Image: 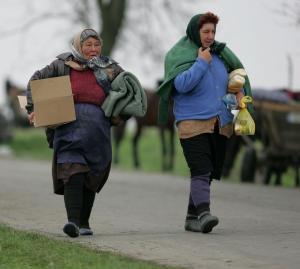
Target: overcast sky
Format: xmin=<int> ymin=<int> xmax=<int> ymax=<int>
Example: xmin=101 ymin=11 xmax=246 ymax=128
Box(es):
xmin=0 ymin=0 xmax=300 ymax=104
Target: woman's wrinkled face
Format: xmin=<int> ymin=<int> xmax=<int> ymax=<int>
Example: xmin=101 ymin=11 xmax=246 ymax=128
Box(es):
xmin=199 ymin=22 xmax=215 ymax=49
xmin=81 ymin=37 xmax=101 ymax=60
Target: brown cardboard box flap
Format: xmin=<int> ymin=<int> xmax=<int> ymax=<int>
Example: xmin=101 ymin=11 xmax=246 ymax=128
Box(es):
xmin=17 ymin=95 xmax=27 ymax=110
xmin=30 ymin=75 xmax=76 ymax=127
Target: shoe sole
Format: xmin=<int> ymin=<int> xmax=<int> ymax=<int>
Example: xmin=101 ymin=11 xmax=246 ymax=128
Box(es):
xmin=185 ymin=225 xmax=198 ymax=232
xmin=184 ymin=221 xmax=202 ymax=232
xmin=63 ymin=223 xmax=79 ymax=238
xmin=79 ymin=229 xmax=93 ymax=236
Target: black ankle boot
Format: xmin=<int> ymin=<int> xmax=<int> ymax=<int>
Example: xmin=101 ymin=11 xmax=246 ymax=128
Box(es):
xmin=63 ymin=222 xmax=79 ymax=238
xmin=185 ymin=211 xmax=219 ymax=233
xmin=196 ymin=202 xmax=210 ymax=215
xmin=185 ymin=203 xmax=218 ymax=233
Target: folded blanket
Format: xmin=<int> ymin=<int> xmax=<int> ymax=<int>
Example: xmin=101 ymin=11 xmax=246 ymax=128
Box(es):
xmin=101 ymin=71 xmax=147 ymax=117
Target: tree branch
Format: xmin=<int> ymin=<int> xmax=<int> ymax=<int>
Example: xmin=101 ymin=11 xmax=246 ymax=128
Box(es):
xmin=0 ymin=12 xmax=72 ymax=39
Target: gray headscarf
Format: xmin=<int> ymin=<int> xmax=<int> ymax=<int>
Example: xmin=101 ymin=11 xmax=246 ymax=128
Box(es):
xmin=71 ymin=28 xmax=102 ymax=63
xmin=69 ymin=28 xmax=115 ymax=95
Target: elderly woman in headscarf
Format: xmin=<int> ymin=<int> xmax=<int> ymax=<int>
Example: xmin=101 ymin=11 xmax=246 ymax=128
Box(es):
xmin=26 ymin=29 xmax=125 ymax=238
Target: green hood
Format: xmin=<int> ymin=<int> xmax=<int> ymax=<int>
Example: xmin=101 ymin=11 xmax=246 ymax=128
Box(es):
xmin=186 ymin=13 xmax=226 ymax=53
xmin=156 ymin=13 xmax=252 ymax=124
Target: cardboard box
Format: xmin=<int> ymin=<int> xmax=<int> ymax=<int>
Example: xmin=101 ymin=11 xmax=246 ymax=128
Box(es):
xmin=17 ymin=95 xmax=27 ymax=110
xmin=30 ymin=76 xmax=76 ymax=127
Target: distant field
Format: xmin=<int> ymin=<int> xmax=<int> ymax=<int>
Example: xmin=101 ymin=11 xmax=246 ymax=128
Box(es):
xmin=7 ymin=127 xmax=296 ymax=187
xmin=8 ymin=127 xmax=189 ymax=176
xmin=8 ymin=128 xmax=52 ymax=160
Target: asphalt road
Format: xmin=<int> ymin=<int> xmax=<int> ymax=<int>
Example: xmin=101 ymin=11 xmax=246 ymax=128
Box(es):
xmin=1 ymin=157 xmax=299 ymax=269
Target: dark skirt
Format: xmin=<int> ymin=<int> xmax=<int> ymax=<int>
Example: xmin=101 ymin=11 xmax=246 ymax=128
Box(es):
xmin=180 ymin=132 xmax=227 ymax=180
xmin=53 ymin=103 xmax=111 ymax=194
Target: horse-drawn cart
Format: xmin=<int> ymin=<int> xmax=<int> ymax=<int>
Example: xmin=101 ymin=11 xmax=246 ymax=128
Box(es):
xmin=240 ymin=99 xmax=300 ymax=186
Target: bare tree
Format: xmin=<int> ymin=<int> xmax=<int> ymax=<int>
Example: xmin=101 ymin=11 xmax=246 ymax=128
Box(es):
xmin=0 ymin=0 xmax=127 ymax=55
xmin=71 ymin=0 xmax=94 ymax=27
xmin=269 ymin=0 xmax=300 ymax=88
xmin=272 ymin=0 xmax=300 ymax=26
xmin=97 ymin=0 xmax=127 ymax=55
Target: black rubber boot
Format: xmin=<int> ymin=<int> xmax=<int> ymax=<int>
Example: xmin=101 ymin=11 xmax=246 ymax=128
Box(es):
xmin=79 ymin=185 xmax=95 ymax=236
xmin=63 ymin=173 xmax=85 ymax=237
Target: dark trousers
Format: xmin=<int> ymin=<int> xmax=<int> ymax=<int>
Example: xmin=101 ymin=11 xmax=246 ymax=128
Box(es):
xmin=180 ymin=132 xmax=227 ymax=179
xmin=64 ymin=173 xmax=95 ymax=228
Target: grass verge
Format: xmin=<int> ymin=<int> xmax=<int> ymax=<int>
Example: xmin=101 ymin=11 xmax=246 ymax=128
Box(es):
xmin=8 ymin=128 xmax=52 ymax=160
xmin=0 ymin=224 xmax=180 ymax=269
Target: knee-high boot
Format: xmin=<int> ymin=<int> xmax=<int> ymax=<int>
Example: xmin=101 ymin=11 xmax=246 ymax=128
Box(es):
xmin=80 ymin=185 xmax=96 ymax=229
xmin=64 ymin=173 xmax=85 ymax=226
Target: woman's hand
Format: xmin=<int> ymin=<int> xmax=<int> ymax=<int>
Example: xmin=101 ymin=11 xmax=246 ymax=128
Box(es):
xmin=28 ymin=112 xmax=35 ymax=125
xmin=198 ymin=47 xmax=212 ymax=63
xmin=111 ymin=116 xmax=122 ymax=126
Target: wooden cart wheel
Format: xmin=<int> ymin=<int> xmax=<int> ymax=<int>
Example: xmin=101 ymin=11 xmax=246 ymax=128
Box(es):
xmin=240 ymin=147 xmax=257 ymax=182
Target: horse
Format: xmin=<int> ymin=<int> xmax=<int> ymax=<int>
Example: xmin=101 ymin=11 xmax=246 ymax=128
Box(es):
xmin=5 ymin=79 xmax=30 ymax=128
xmin=112 ymin=89 xmax=175 ymax=171
xmin=0 ymin=109 xmax=12 ymax=144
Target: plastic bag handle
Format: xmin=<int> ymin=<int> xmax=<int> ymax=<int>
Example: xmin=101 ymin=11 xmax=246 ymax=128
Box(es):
xmin=240 ymin=96 xmax=253 ymax=108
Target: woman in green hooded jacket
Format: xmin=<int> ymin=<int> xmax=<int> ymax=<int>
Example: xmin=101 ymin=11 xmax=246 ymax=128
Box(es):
xmin=157 ymin=12 xmax=252 ymax=233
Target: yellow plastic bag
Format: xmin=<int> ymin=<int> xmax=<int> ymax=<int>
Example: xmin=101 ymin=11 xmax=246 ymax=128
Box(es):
xmin=234 ymin=96 xmax=255 ymax=135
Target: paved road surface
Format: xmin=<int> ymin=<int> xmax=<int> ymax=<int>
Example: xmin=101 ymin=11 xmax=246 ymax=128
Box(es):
xmin=1 ymin=158 xmax=299 ymax=269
